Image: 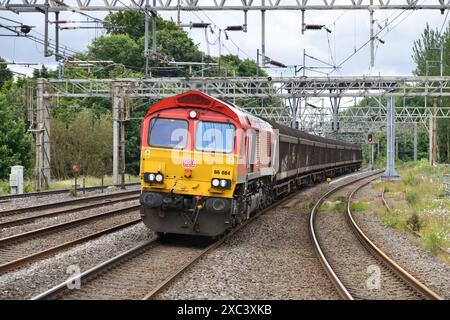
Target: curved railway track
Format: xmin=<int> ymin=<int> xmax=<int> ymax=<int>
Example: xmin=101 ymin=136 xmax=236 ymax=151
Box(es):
xmin=0 ymin=205 xmax=140 ymax=274
xmin=309 ymin=171 xmax=443 ymax=300
xmin=0 ymin=183 xmax=140 ymax=202
xmin=31 ymin=170 xmax=376 ymax=300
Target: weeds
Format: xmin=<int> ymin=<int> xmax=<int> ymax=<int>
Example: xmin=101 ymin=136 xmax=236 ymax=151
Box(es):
xmin=406 ymin=213 xmax=422 ymax=232
xmin=350 ymin=201 xmax=367 ymax=212
xmin=424 ymin=232 xmax=443 ymax=252
xmin=405 ymin=189 xmax=419 ymax=205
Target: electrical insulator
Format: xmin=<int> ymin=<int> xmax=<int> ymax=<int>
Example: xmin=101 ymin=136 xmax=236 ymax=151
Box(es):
xmin=225 ymin=25 xmax=244 ymax=31
xmin=20 ymin=25 xmax=32 ymax=34
xmin=269 ymin=59 xmax=287 ymax=68
xmin=304 ymin=24 xmax=324 ymax=30
xmin=191 ymin=22 xmax=210 ymax=28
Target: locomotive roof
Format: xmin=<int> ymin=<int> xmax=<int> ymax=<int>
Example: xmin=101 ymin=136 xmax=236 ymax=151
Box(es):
xmin=261 ymin=117 xmax=361 ymax=149
xmin=146 ymin=91 xmax=360 ymax=149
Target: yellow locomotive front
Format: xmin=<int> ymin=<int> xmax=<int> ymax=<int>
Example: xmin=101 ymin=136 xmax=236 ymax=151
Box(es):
xmin=139 ymin=94 xmax=245 ymax=236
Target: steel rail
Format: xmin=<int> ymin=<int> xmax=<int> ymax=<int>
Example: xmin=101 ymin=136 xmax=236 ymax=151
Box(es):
xmin=0 ymin=219 xmax=141 ymax=274
xmin=31 ymin=238 xmax=158 ymax=300
xmin=309 ymin=170 xmax=383 ymax=300
xmin=0 ymin=204 xmax=140 ymax=246
xmin=347 ymin=179 xmax=444 ymax=300
xmin=144 ymin=170 xmax=377 ymax=299
xmin=32 ymin=169 xmax=371 ymax=300
xmin=0 ymin=194 xmax=139 ymax=228
xmin=0 ymin=183 xmax=139 ymax=201
xmin=0 ymin=189 xmax=140 ymax=217
xmin=32 ymin=189 xmax=301 ymax=300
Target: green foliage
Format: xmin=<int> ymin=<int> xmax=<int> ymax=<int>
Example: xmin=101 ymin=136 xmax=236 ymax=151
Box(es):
xmin=32 ymin=65 xmax=57 ymax=79
xmin=87 ymin=34 xmax=143 ymax=69
xmin=69 ymin=188 xmax=77 ymax=197
xmin=382 ymin=210 xmax=399 ymax=228
xmin=51 ymin=109 xmax=113 ymax=179
xmin=0 ymin=57 xmax=13 ymax=89
xmin=405 ymin=189 xmax=419 ymax=205
xmin=104 ymin=11 xmax=177 ymax=42
xmin=350 ymin=202 xmax=367 ymax=212
xmin=402 ymin=172 xmax=419 ymax=186
xmin=424 ymin=232 xmax=443 ymax=252
xmin=0 ymin=87 xmax=33 ymax=179
xmin=406 ymin=213 xmax=422 ymax=232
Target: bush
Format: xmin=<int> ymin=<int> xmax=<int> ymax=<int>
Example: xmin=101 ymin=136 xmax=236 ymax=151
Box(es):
xmin=406 ymin=213 xmax=422 ymax=232
xmin=51 ymin=110 xmax=113 ymax=179
xmin=405 ymin=189 xmax=419 ymax=205
xmin=402 ymin=173 xmax=419 ymax=186
xmin=382 ymin=211 xmax=399 ymax=227
xmin=424 ymin=232 xmax=443 ymax=252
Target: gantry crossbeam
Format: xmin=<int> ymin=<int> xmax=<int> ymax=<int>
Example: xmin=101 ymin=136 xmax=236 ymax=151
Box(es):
xmin=2 ymin=0 xmax=450 ymax=12
xmin=41 ymin=76 xmax=450 ymax=99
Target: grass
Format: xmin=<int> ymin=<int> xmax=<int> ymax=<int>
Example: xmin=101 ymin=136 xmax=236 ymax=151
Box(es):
xmin=350 ymin=201 xmax=367 ymax=212
xmin=0 ymin=174 xmax=140 ymax=196
xmin=370 ymin=159 xmax=449 ymax=261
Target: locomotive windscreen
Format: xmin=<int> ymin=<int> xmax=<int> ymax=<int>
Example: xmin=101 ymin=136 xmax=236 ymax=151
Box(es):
xmin=148 ymin=118 xmax=189 ymax=149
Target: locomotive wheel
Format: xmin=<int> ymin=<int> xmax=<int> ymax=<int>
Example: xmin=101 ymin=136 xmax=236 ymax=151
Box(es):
xmin=156 ymin=232 xmax=166 ymax=239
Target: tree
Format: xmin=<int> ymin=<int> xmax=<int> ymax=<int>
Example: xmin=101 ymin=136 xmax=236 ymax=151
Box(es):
xmin=32 ymin=65 xmax=57 ymax=79
xmin=0 ymin=57 xmax=13 ymax=89
xmin=104 ymin=11 xmax=177 ymax=42
xmin=412 ymin=22 xmax=450 ymax=163
xmin=0 ymin=98 xmax=33 ymax=179
xmin=51 ymin=110 xmax=113 ymax=179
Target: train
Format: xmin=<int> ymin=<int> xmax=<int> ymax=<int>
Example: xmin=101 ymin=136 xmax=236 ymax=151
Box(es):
xmin=139 ymin=91 xmax=362 ymax=237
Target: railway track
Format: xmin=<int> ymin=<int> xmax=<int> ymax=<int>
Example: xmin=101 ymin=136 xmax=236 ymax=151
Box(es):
xmin=31 ymin=170 xmax=375 ymax=300
xmin=309 ymin=171 xmax=443 ymax=300
xmin=0 ymin=189 xmax=140 ymax=218
xmin=0 ymin=205 xmax=140 ymax=274
xmin=32 ymin=181 xmax=305 ymax=300
xmin=0 ymin=183 xmax=140 ymax=202
xmin=0 ymin=193 xmax=139 ymax=229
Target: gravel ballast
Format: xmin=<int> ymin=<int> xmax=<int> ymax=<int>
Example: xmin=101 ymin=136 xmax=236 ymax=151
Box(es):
xmin=155 ymin=183 xmax=340 ymax=300
xmin=352 ymin=182 xmax=450 ymax=299
xmin=0 ymin=223 xmax=154 ymax=299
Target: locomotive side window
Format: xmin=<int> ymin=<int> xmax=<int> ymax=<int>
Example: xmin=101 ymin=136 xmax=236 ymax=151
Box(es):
xmin=148 ymin=118 xmax=188 ymax=149
xmin=195 ymin=121 xmax=236 ymax=153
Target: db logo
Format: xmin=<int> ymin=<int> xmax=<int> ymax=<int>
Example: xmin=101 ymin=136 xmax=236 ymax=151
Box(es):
xmin=183 ymin=159 xmax=195 ymax=168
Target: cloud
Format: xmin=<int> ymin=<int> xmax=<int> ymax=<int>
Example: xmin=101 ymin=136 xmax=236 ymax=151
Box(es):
xmin=0 ymin=7 xmax=448 ymax=77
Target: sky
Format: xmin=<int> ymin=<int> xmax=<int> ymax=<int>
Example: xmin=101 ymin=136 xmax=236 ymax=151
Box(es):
xmin=0 ymin=3 xmax=449 ymax=77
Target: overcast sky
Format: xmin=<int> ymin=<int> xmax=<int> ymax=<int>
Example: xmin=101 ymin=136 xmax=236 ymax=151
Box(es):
xmin=0 ymin=4 xmax=448 ymax=77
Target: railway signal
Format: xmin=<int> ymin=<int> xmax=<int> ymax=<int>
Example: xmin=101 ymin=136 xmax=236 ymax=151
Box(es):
xmin=368 ymin=133 xmax=373 ymax=143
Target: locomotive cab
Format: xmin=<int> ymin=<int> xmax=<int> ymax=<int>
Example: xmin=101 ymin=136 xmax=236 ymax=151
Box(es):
xmin=139 ymin=91 xmax=276 ymax=237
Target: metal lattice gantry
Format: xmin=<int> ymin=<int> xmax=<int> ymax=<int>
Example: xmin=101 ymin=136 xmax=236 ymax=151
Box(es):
xmin=31 ymin=75 xmax=450 ymax=189
xmin=40 ymin=76 xmax=450 ymax=98
xmin=2 ymin=0 xmax=450 ymax=12
xmin=40 ymin=76 xmax=450 ymax=125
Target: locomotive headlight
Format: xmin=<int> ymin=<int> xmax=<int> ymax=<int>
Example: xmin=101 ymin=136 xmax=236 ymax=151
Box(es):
xmin=211 ymin=178 xmax=220 ymax=187
xmin=149 ymin=173 xmax=156 ymax=182
xmin=220 ymin=179 xmax=228 ymax=188
xmin=189 ymin=110 xmax=198 ymax=119
xmin=155 ymin=173 xmax=164 ymax=183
